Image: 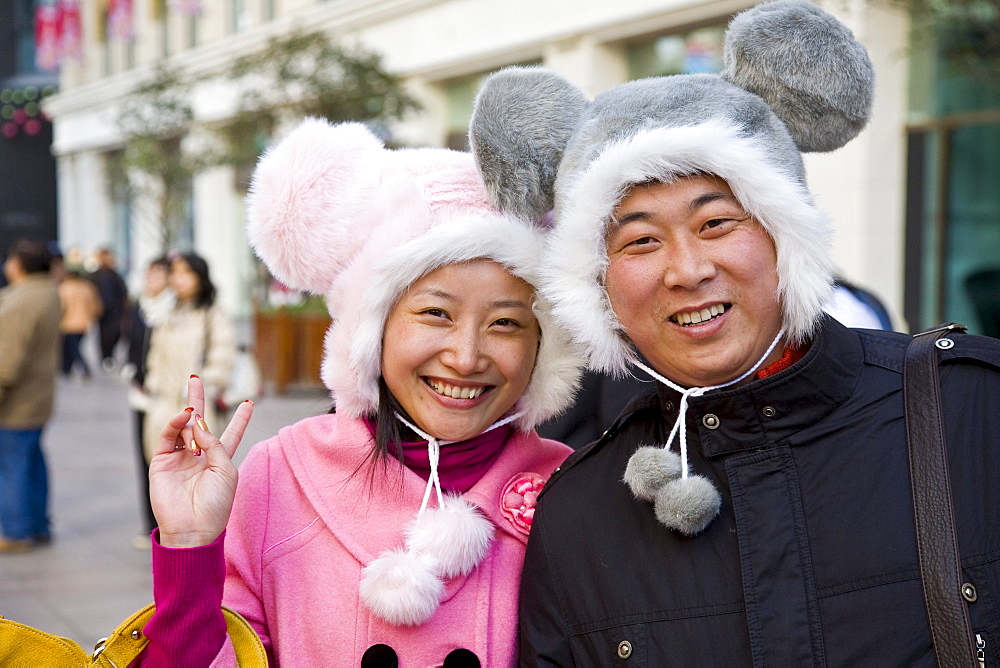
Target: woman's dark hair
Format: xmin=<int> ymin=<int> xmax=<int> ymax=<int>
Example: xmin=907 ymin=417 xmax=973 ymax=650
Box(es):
xmin=349 ymin=377 xmax=421 ymax=484
xmin=374 ymin=376 xmax=414 ymax=462
xmin=174 ymin=253 xmax=216 ymax=308
xmin=149 ymin=256 xmax=171 ymax=272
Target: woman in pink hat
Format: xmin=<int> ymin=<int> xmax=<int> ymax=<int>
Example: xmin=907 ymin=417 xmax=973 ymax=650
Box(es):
xmin=137 ymin=118 xmax=582 ymax=667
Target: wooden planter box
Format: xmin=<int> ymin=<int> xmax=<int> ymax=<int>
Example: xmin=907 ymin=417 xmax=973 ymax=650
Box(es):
xmin=253 ymin=310 xmax=331 ymax=394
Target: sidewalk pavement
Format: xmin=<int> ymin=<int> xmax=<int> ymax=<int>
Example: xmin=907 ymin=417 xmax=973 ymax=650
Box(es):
xmin=0 ymin=365 xmax=331 ymax=650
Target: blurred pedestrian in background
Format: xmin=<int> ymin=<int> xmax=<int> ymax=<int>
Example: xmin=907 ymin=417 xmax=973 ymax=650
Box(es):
xmin=140 ymin=253 xmax=233 ymax=477
xmin=827 ymin=275 xmax=894 ymax=331
xmin=89 ymin=247 xmax=128 ymax=371
xmin=0 ymin=240 xmax=62 ymax=552
xmin=124 ymin=256 xmax=175 ymax=549
xmin=58 ymin=270 xmax=103 ymax=380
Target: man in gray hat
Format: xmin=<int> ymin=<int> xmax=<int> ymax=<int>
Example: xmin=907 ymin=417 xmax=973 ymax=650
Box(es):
xmin=470 ymin=1 xmax=1000 ymax=664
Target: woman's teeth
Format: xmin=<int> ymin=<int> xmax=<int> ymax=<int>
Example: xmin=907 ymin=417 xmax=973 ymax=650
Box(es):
xmin=672 ymin=303 xmax=726 ymax=326
xmin=428 ymin=380 xmax=485 ymax=399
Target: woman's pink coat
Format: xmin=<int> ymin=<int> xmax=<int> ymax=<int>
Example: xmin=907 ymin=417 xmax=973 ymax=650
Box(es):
xmin=218 ymin=412 xmax=570 ymax=667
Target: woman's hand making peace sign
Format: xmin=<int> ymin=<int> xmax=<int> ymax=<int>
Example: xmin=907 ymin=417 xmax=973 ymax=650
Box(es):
xmin=149 ymin=375 xmax=254 ymax=549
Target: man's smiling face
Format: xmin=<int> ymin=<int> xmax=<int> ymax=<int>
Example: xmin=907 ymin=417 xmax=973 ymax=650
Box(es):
xmin=604 ymin=175 xmax=786 ymax=388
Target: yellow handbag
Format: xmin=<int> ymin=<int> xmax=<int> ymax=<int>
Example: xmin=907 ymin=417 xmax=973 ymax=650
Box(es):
xmin=0 ymin=604 xmax=267 ymax=667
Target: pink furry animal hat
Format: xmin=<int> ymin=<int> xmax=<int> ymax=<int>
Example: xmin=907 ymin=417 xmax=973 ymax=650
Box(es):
xmin=245 ymin=118 xmax=582 ymax=627
xmin=246 ymin=117 xmax=580 ymax=430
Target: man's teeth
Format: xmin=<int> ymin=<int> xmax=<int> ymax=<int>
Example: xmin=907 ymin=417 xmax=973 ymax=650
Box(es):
xmin=673 ymin=304 xmax=726 ymax=326
xmin=428 ymin=380 xmax=485 ymax=399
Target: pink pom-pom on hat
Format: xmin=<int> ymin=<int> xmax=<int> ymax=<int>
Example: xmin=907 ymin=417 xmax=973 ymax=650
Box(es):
xmin=246 ymin=119 xmax=387 ymax=294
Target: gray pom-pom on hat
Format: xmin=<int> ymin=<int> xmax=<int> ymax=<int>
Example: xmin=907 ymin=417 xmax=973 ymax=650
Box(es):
xmin=470 ymin=68 xmax=589 ymax=222
xmin=722 ymin=0 xmax=875 ymax=152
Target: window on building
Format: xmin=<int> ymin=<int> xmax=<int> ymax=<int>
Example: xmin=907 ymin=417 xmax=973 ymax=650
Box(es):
xmin=625 ymin=23 xmax=726 ymax=79
xmin=187 ymin=14 xmax=199 ymax=48
xmin=229 ymin=0 xmax=251 ymax=33
xmin=443 ymin=74 xmax=483 ymax=151
xmin=904 ymin=21 xmax=1000 ymax=337
xmin=14 ymin=0 xmax=40 ymax=75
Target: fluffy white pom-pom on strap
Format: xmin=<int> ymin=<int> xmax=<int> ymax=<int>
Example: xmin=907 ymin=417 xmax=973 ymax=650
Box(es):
xmin=623 ymin=445 xmax=682 ymax=502
xmin=405 ymin=494 xmax=494 ymax=579
xmin=653 ymin=475 xmax=722 ymax=537
xmin=359 ymin=548 xmax=443 ymax=627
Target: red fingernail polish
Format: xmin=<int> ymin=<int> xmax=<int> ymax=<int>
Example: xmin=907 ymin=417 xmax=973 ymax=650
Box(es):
xmin=244 ymin=399 xmax=254 ymax=406
xmin=184 ymin=407 xmax=194 ymax=412
xmin=190 ymin=374 xmax=200 ymax=379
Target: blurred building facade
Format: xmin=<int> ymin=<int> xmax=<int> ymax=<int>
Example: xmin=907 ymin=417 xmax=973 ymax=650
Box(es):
xmin=0 ymin=0 xmax=59 ymax=257
xmin=43 ymin=0 xmax=1000 ymax=336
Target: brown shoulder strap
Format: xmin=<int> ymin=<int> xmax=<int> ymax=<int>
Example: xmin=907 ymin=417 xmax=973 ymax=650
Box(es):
xmin=904 ymin=322 xmax=978 ymax=667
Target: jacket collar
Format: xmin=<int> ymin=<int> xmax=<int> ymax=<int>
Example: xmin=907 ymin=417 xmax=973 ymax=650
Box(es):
xmin=650 ymin=316 xmax=862 ymax=458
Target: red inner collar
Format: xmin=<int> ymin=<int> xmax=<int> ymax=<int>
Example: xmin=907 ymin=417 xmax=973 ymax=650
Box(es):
xmin=757 ymin=343 xmax=806 ymax=379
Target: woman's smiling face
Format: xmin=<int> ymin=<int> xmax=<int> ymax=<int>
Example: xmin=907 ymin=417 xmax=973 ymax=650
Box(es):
xmin=381 ymin=259 xmax=540 ymax=442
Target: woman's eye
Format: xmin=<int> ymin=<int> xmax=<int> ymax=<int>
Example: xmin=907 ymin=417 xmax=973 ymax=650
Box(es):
xmin=420 ymin=308 xmax=448 ymax=318
xmin=493 ymin=318 xmax=521 ymax=329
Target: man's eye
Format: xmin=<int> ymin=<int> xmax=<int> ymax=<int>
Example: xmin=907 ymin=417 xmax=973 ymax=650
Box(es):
xmin=703 ymin=213 xmax=748 ymax=233
xmin=629 ymin=236 xmax=655 ymax=246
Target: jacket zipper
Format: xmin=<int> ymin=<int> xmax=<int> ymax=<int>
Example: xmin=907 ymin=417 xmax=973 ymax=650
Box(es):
xmin=977 ymin=633 xmax=987 ymax=668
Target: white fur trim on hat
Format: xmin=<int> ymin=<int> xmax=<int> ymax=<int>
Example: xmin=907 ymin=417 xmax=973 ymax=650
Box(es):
xmin=544 ymin=119 xmax=834 ymax=375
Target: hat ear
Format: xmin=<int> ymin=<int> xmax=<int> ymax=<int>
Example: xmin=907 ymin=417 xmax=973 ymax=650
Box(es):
xmin=470 ymin=66 xmax=590 ymax=221
xmin=246 ymin=118 xmax=387 ymax=294
xmin=722 ymin=0 xmax=874 ymax=153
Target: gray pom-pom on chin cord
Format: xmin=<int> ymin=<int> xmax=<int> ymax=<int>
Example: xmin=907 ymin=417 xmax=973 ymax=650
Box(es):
xmin=653 ymin=475 xmax=722 ymax=536
xmin=624 ymin=446 xmax=721 ymax=535
xmin=623 ymin=445 xmax=682 ymax=501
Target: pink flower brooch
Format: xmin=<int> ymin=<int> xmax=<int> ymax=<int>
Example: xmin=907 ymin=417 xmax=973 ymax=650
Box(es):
xmin=501 ymin=472 xmax=546 ymax=535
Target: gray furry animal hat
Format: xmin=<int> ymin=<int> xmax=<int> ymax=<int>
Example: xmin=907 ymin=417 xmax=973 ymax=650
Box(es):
xmin=470 ymin=0 xmax=874 ymax=534
xmin=471 ymin=0 xmax=873 ymax=375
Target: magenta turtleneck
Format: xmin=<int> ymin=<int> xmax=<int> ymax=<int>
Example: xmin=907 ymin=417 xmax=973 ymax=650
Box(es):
xmin=362 ymin=417 xmax=512 ymax=494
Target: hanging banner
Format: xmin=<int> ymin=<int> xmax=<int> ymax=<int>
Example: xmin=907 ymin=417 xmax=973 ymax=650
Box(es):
xmin=34 ymin=3 xmax=60 ymax=71
xmin=107 ymin=0 xmax=135 ymax=42
xmin=58 ymin=0 xmax=83 ymax=62
xmin=169 ymin=0 xmax=202 ymax=16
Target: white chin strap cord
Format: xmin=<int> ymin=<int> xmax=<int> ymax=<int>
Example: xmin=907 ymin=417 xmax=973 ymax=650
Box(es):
xmin=631 ymin=328 xmax=786 ymax=480
xmin=393 ymin=411 xmax=524 ymax=514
